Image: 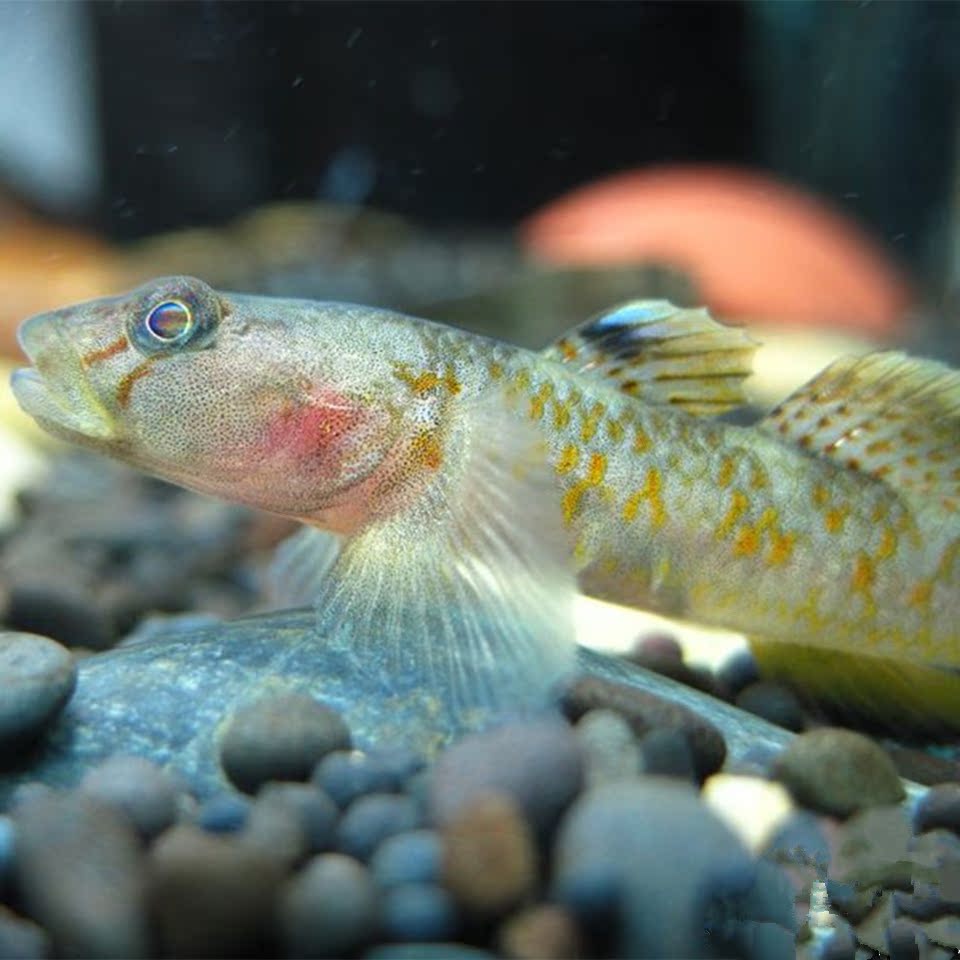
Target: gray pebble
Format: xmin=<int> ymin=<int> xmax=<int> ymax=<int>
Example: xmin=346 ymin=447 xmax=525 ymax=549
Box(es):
xmin=575 ymin=709 xmax=640 ymax=786
xmin=241 ymin=789 xmax=310 ymax=867
xmin=715 ymin=649 xmax=760 ymax=700
xmin=279 ymin=853 xmax=378 ymax=958
xmin=79 ymin=755 xmax=179 ymax=840
xmin=313 ymin=749 xmax=405 ymax=808
xmin=762 ymin=810 xmax=831 ymax=873
xmin=219 ymin=692 xmax=351 ymax=793
xmin=773 ymin=728 xmax=905 ymax=818
xmin=371 ymin=829 xmax=442 ymax=888
xmin=0 ymin=817 xmax=13 ymax=886
xmin=496 ymin=904 xmax=581 ymax=960
xmin=430 ymin=718 xmax=583 ymax=835
xmin=147 ymin=824 xmax=284 ymax=958
xmin=196 ymin=792 xmax=251 ymax=833
xmin=365 ymin=945 xmax=497 ymax=960
xmin=381 ymin=883 xmax=458 ymax=942
xmin=735 ymin=681 xmax=806 ymax=732
xmin=638 ymin=726 xmax=697 ymax=781
xmin=553 ymin=779 xmax=779 ymax=958
xmin=561 ymin=675 xmax=726 ymax=781
xmin=14 ymin=792 xmax=149 ymax=958
xmin=253 ymin=782 xmax=339 ymax=854
xmin=6 ymin=584 xmax=112 ymax=652
xmin=886 ymin=917 xmax=926 ymax=960
xmin=0 ymin=906 xmax=51 ymax=960
xmin=338 ymin=793 xmax=420 ymax=861
xmin=914 ymin=782 xmax=960 ymax=836
xmin=816 ymin=918 xmax=858 ymax=960
xmin=0 ymin=632 xmax=76 ymax=743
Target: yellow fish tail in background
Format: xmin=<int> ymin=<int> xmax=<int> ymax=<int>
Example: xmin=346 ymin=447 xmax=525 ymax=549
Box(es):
xmin=9 ymin=277 xmax=960 ymax=731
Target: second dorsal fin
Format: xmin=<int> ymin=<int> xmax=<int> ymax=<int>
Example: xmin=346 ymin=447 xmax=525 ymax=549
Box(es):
xmin=759 ymin=351 xmax=960 ymax=517
xmin=542 ymin=300 xmax=757 ymax=416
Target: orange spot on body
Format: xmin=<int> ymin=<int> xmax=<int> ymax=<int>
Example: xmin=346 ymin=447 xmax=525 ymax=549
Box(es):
xmin=557 ymin=338 xmax=578 ymax=361
xmin=552 ymin=400 xmax=571 ymax=430
xmin=82 ymin=335 xmax=128 ymax=366
xmin=876 ymin=526 xmax=897 ymax=561
xmin=561 ymin=485 xmax=585 ymax=524
xmin=587 ymin=452 xmax=607 ymax=485
xmin=813 ymin=484 xmax=829 ymax=507
xmin=715 ymin=489 xmax=749 ymax=539
xmin=555 ymin=444 xmax=579 ymax=475
xmin=528 ymin=382 xmax=553 ymax=421
xmin=580 ymin=402 xmax=605 ymax=442
xmin=767 ymin=530 xmax=796 ymax=566
xmin=851 ymin=552 xmax=875 ymax=593
xmin=633 ymin=426 xmax=651 ymax=454
xmin=605 ymin=418 xmax=624 ymax=443
xmin=717 ymin=457 xmax=735 ymax=488
xmin=733 ymin=525 xmax=759 ymax=557
xmin=908 ymin=581 xmax=932 ymax=608
xmin=825 ymin=506 xmax=848 ymax=534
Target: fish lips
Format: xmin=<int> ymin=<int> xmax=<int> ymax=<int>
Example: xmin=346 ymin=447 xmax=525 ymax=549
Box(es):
xmin=11 ymin=312 xmax=116 ymax=442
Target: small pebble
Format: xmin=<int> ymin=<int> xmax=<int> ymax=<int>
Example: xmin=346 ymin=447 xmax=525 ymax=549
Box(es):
xmin=816 ymin=918 xmax=858 ymax=960
xmin=825 ymin=880 xmax=882 ymax=926
xmin=430 ymin=718 xmax=583 ymax=835
xmin=196 ymin=792 xmax=251 ymax=833
xmin=14 ymin=792 xmax=148 ymax=958
xmin=715 ymin=649 xmax=760 ymax=700
xmin=0 ymin=816 xmax=13 ymax=886
xmin=638 ymin=727 xmax=697 ymax=781
xmin=497 ymin=904 xmax=581 ymax=960
xmin=314 ymin=750 xmax=403 ymax=808
xmin=0 ymin=906 xmax=51 ymax=960
xmin=736 ymin=681 xmax=806 ymax=732
xmin=381 ymin=883 xmax=458 ymax=942
xmin=252 ymin=782 xmax=339 ymax=854
xmin=278 ymin=853 xmax=378 ymax=957
xmin=561 ymin=675 xmax=726 ymax=781
xmin=773 ymin=728 xmax=905 ymax=818
xmin=441 ymin=794 xmax=537 ymax=916
xmin=762 ymin=810 xmax=831 ymax=874
xmin=831 ymin=805 xmax=913 ymax=890
xmin=631 ymin=632 xmax=683 ymax=663
xmin=148 ymin=824 xmax=284 ymax=957
xmin=913 ymin=782 xmax=960 ymax=836
xmin=79 ymin=754 xmax=179 ymax=840
xmin=371 ymin=829 xmax=442 ymax=888
xmin=0 ymin=631 xmax=76 ymax=743
xmin=338 ymin=793 xmax=420 ymax=861
xmin=241 ymin=789 xmax=310 ymax=867
xmin=6 ymin=583 xmax=112 ymax=651
xmin=365 ymin=945 xmax=497 ymax=960
xmin=575 ymin=709 xmax=640 ymax=786
xmin=219 ymin=692 xmax=351 ymax=793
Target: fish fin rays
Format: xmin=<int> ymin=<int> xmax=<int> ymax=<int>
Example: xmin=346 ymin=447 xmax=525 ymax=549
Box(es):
xmin=269 ymin=526 xmax=341 ymax=608
xmin=542 ymin=299 xmax=758 ymax=416
xmin=759 ymin=351 xmax=960 ymax=517
xmin=272 ymin=395 xmax=577 ymax=720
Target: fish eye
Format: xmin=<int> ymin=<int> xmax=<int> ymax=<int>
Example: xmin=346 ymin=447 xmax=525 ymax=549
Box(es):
xmin=145 ymin=300 xmax=194 ymax=343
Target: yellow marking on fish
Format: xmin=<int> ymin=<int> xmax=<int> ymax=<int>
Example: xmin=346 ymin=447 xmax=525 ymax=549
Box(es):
xmin=555 ymin=444 xmax=579 ymax=476
xmin=512 ymin=368 xmax=532 ymax=392
xmin=605 ymin=418 xmax=625 ymax=444
xmin=116 ymin=361 xmax=154 ymax=408
xmin=82 ymin=335 xmax=128 ymax=367
xmin=556 ymin=338 xmax=578 ymax=361
xmin=580 ymin=402 xmax=605 ymax=442
xmin=813 ymin=484 xmax=830 ymax=508
xmin=866 ymin=438 xmax=894 ymax=455
xmin=717 ymin=457 xmax=735 ymax=488
xmin=528 ymin=382 xmax=554 ymax=421
xmin=622 ymin=491 xmax=642 ymax=523
xmin=552 ymin=400 xmax=571 ymax=430
xmin=871 ymin=501 xmax=889 ymax=523
xmin=757 ymin=507 xmax=778 ymax=532
xmin=825 ymin=506 xmax=849 ymax=534
xmin=633 ymin=426 xmax=651 ymax=454
xmin=488 ymin=361 xmax=504 ymax=380
xmin=851 ymin=552 xmax=875 ymax=594
xmin=909 ymin=581 xmax=933 ymax=608
xmin=733 ymin=525 xmax=760 ymax=557
xmin=750 ymin=464 xmax=769 ymax=490
xmin=586 ymin=452 xmax=607 ymax=485
xmin=876 ymin=526 xmax=898 ymax=562
xmin=394 ymin=365 xmax=460 ymax=396
xmin=767 ymin=530 xmax=796 ymax=567
xmin=561 ymin=485 xmax=585 ymax=525
xmin=411 ymin=431 xmax=443 ymax=470
xmin=715 ymin=489 xmax=749 ymax=540
xmin=644 ymin=467 xmax=666 ymax=529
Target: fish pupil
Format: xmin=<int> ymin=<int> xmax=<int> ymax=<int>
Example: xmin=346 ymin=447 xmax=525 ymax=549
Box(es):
xmin=145 ymin=300 xmax=193 ymax=342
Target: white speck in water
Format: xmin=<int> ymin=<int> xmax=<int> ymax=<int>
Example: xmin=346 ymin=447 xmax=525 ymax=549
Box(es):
xmin=292 ymin=75 xmax=303 ymax=88
xmin=346 ymin=27 xmax=362 ymax=48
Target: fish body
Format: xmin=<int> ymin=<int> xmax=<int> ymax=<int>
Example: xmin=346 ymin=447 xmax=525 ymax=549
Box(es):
xmin=11 ymin=277 xmax=960 ymax=727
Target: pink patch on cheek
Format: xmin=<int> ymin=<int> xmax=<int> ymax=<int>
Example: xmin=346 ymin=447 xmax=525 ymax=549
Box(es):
xmin=258 ymin=390 xmax=366 ymax=463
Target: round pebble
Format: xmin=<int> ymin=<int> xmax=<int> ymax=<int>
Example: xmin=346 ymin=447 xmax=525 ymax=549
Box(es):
xmin=441 ymin=794 xmax=537 ymax=916
xmin=337 ymin=793 xmax=420 ymax=861
xmin=0 ymin=631 xmax=77 ymax=742
xmin=553 ymin=779 xmax=770 ymax=958
xmin=0 ymin=816 xmax=14 ymax=886
xmin=816 ymin=918 xmax=858 ymax=960
xmin=6 ymin=584 xmax=113 ymax=651
xmin=638 ymin=727 xmax=696 ymax=781
xmin=79 ymin=754 xmax=179 ymax=839
xmin=0 ymin=906 xmax=51 ymax=960
xmin=218 ymin=692 xmax=351 ymax=793
xmin=14 ymin=792 xmax=148 ymax=958
xmin=381 ymin=883 xmax=458 ymax=942
xmin=715 ymin=648 xmax=760 ymax=700
xmin=886 ymin=917 xmax=926 ymax=960
xmin=913 ymin=782 xmax=960 ymax=835
xmin=148 ymin=824 xmax=284 ymax=957
xmin=371 ymin=829 xmax=442 ymax=888
xmin=278 ymin=853 xmax=378 ymax=957
xmin=735 ymin=681 xmax=806 ymax=732
xmin=630 ymin=632 xmax=683 ymax=663
xmin=575 ymin=709 xmax=640 ymax=786
xmin=314 ymin=749 xmax=406 ymax=808
xmin=561 ymin=675 xmax=726 ymax=781
xmin=365 ymin=945 xmax=497 ymax=960
xmin=430 ymin=718 xmax=583 ymax=835
xmin=252 ymin=782 xmax=339 ymax=854
xmin=497 ymin=904 xmax=581 ymax=960
xmin=197 ymin=792 xmax=251 ymax=833
xmin=773 ymin=728 xmax=905 ymax=818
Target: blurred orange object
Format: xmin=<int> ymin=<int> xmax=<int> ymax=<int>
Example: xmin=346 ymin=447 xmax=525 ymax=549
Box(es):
xmin=522 ymin=166 xmax=911 ymax=336
xmin=0 ymin=208 xmax=120 ymax=359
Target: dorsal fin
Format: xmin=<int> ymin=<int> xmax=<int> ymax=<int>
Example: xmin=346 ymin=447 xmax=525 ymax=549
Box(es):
xmin=542 ymin=300 xmax=757 ymax=416
xmin=759 ymin=351 xmax=960 ymax=516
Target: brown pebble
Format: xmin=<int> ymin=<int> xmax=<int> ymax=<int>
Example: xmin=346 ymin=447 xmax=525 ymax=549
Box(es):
xmin=441 ymin=794 xmax=537 ymax=916
xmin=498 ymin=904 xmax=581 ymax=959
xmin=561 ymin=675 xmax=726 ymax=781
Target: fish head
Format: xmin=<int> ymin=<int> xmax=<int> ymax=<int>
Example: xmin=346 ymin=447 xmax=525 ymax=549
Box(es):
xmin=11 ymin=276 xmax=404 ymax=527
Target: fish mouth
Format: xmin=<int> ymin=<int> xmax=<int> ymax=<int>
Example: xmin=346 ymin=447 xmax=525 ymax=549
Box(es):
xmin=10 ymin=312 xmax=116 ymax=442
